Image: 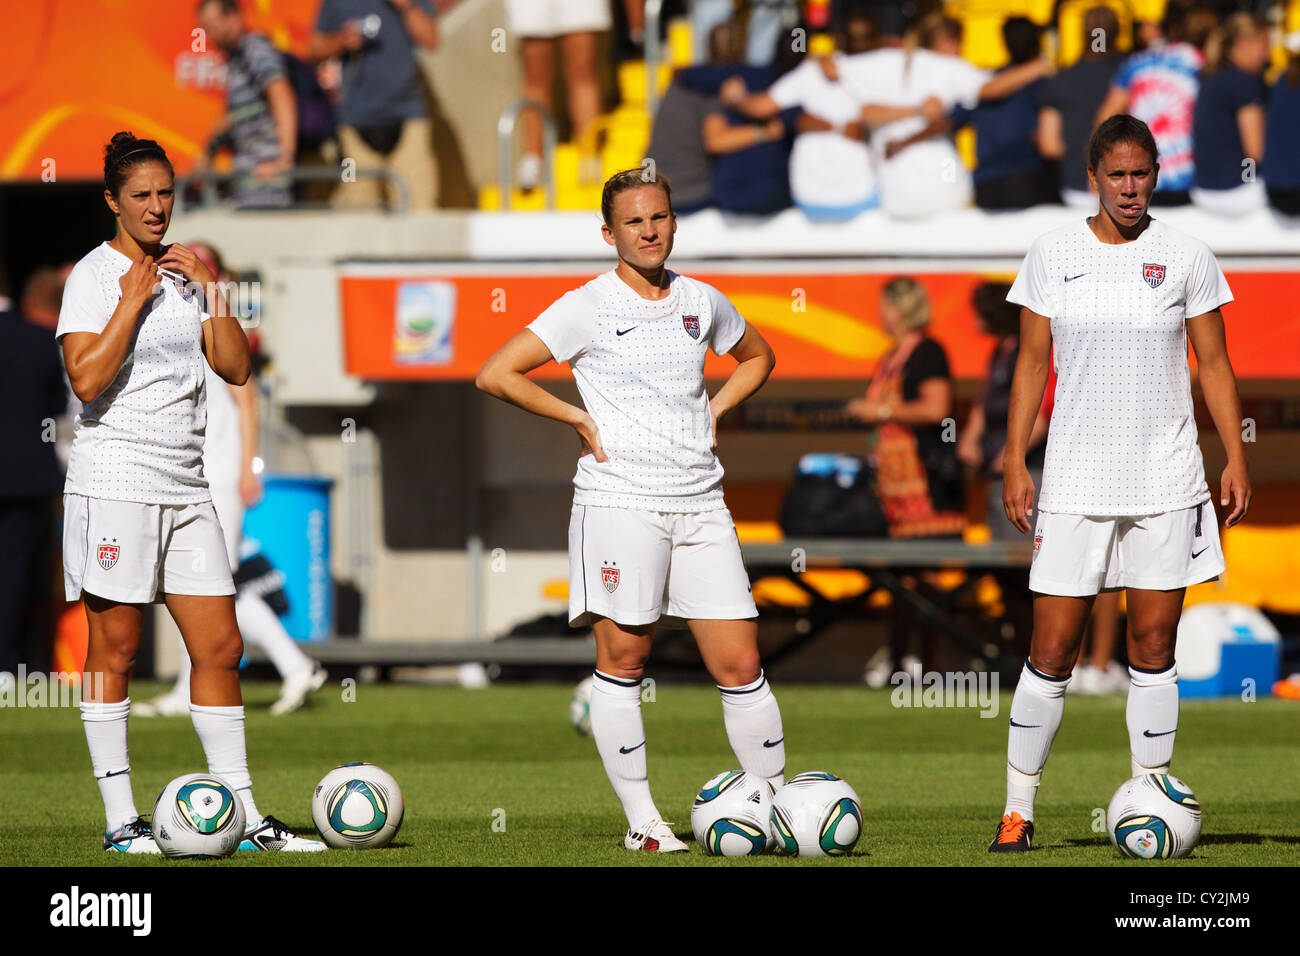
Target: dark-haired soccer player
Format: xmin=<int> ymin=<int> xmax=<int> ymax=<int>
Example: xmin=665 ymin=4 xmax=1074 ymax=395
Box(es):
xmin=58 ymin=132 xmax=323 ymax=852
xmin=989 ymin=114 xmax=1251 ymax=852
xmin=477 ymin=169 xmax=782 ymax=852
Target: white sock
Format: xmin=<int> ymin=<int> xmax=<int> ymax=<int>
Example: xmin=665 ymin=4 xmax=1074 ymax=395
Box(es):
xmin=81 ymin=698 xmax=138 ymax=830
xmin=1004 ymin=663 xmax=1070 ymax=821
xmin=589 ymin=670 xmax=660 ymax=829
xmin=718 ymin=670 xmax=785 ymax=789
xmin=236 ymin=592 xmax=311 ymax=678
xmin=190 ymin=703 xmax=260 ymax=824
xmin=1127 ymin=663 xmax=1178 ymax=776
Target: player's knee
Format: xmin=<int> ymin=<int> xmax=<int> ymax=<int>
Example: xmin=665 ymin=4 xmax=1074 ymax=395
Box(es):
xmin=1129 ymin=625 xmax=1176 ymax=669
xmin=191 ymin=628 xmax=244 ymax=671
xmin=1028 ymin=642 xmax=1077 ymax=678
xmin=713 ymin=652 xmax=762 ymax=689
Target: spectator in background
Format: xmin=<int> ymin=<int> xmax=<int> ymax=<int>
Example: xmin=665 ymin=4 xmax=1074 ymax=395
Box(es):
xmin=646 ymin=76 xmax=718 ymax=215
xmin=503 ymin=0 xmax=610 ymax=191
xmin=950 ymin=17 xmax=1056 ymax=210
xmin=720 ymin=11 xmax=881 ymax=221
xmin=1038 ymin=5 xmax=1123 ymax=210
xmin=310 ymin=0 xmax=440 ymax=210
xmin=196 ymin=0 xmax=298 ymax=209
xmin=957 ymin=282 xmax=1050 ymax=541
xmin=846 ymin=277 xmax=964 ymax=538
xmin=841 ymin=13 xmax=1051 ymax=219
xmin=0 ymin=267 xmax=67 ymax=683
xmin=1264 ymin=31 xmax=1300 ymax=216
xmin=1096 ymin=0 xmax=1218 ymax=205
xmin=1191 ymin=12 xmax=1269 ymax=217
xmin=694 ymin=21 xmax=795 ymax=214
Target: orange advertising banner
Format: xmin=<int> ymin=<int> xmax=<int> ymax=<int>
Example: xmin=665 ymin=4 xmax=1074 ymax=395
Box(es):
xmin=0 ymin=0 xmax=321 ymax=181
xmin=339 ymin=267 xmax=1300 ymax=381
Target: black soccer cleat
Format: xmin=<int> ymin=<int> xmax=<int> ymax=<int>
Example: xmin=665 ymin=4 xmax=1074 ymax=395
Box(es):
xmin=988 ymin=812 xmax=1034 ymax=853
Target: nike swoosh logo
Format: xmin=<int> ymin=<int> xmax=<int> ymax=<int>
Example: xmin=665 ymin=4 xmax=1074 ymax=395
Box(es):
xmin=1143 ymin=728 xmax=1176 ymax=738
xmin=763 ymin=737 xmax=783 ymax=748
xmin=1009 ymin=719 xmax=1041 ymax=728
xmin=619 ymin=741 xmax=646 ymax=754
xmin=616 ymin=326 xmax=638 ymax=336
xmin=1191 ymin=547 xmax=1208 ymax=559
xmin=104 ymin=768 xmax=131 ymax=777
xmin=1065 ymin=273 xmax=1088 ymax=282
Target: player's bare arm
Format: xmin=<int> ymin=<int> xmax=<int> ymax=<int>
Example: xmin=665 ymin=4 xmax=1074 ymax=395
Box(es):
xmin=61 ymin=256 xmax=159 ymax=403
xmin=1001 ymin=306 xmax=1052 ymax=533
xmin=160 ymin=242 xmax=251 ymax=386
xmin=476 ymin=327 xmax=608 ymax=462
xmin=1186 ymin=308 xmax=1251 ymax=526
xmin=708 ymin=321 xmax=775 ymax=447
xmin=846 ymin=378 xmax=950 ymax=425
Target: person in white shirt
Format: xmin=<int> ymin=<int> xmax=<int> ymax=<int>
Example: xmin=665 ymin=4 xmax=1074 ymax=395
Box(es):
xmin=839 ymin=12 xmax=1051 ymax=219
xmin=57 ymin=131 xmax=323 ymax=853
xmin=476 ymin=168 xmax=780 ymax=853
xmin=988 ymin=115 xmax=1251 ymax=853
xmin=719 ymin=12 xmax=881 ymax=221
xmin=134 ymin=241 xmax=327 ymax=719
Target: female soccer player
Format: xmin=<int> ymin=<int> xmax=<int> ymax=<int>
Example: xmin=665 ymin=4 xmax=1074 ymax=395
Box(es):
xmin=57 ymin=132 xmax=323 ymax=852
xmin=135 ymin=241 xmax=327 ymax=719
xmin=476 ymin=169 xmax=781 ymax=852
xmin=989 ymin=114 xmax=1251 ymax=852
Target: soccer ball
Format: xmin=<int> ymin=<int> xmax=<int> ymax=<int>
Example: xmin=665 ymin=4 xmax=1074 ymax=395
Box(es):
xmin=770 ymin=771 xmax=863 ymax=857
xmin=312 ymin=763 xmax=404 ymax=849
xmin=691 ymin=770 xmax=772 ymax=856
xmin=152 ymin=773 xmax=246 ymax=859
xmin=1106 ymin=773 xmax=1202 ymax=859
xmin=569 ymin=676 xmax=593 ymax=736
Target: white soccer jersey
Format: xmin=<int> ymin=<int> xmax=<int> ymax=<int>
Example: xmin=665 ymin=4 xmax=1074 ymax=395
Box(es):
xmin=837 ymin=47 xmax=988 ymax=218
xmin=527 ymin=269 xmax=747 ymax=512
xmin=768 ymin=55 xmax=876 ymax=208
xmin=202 ymin=361 xmax=241 ymax=493
xmin=1007 ymin=217 xmax=1233 ymax=515
xmin=56 ymin=242 xmax=212 ymax=504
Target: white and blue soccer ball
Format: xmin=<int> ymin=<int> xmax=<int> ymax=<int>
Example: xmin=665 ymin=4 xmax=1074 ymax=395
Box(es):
xmin=691 ymin=770 xmax=772 ymax=856
xmin=1107 ymin=773 xmax=1202 ymax=859
xmin=312 ymin=763 xmax=404 ymax=849
xmin=569 ymin=676 xmax=593 ymax=736
xmin=770 ymin=771 xmax=863 ymax=857
xmin=152 ymin=772 xmax=246 ymax=859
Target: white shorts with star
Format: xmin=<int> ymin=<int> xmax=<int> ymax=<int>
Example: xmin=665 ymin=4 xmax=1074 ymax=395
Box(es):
xmin=1027 ymin=499 xmax=1225 ymax=596
xmin=63 ymin=494 xmax=235 ymax=604
xmin=567 ymin=504 xmax=758 ymax=628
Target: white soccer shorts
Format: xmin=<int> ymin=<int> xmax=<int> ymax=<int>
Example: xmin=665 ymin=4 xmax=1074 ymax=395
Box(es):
xmin=1028 ymin=500 xmax=1225 ymax=596
xmin=63 ymin=494 xmax=236 ymax=604
xmin=567 ymin=504 xmax=759 ymax=628
xmin=504 ymin=0 xmax=612 ymax=37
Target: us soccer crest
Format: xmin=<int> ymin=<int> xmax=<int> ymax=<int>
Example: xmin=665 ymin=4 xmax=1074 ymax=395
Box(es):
xmin=97 ymin=541 xmax=120 ymax=571
xmin=1142 ymin=263 xmax=1166 ymax=288
xmin=601 ymin=566 xmax=620 ymax=593
xmin=682 ymin=314 xmax=700 ymax=339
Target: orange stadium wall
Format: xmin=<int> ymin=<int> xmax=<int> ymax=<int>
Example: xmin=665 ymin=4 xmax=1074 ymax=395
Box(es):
xmin=0 ymin=0 xmax=323 ymax=181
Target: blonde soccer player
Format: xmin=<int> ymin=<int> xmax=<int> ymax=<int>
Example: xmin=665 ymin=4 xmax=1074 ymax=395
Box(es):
xmin=989 ymin=114 xmax=1251 ymax=852
xmin=58 ymin=132 xmax=323 ymax=852
xmin=476 ymin=169 xmax=782 ymax=852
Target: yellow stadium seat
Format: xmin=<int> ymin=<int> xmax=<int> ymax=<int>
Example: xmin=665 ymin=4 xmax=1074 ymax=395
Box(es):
xmin=956 ymin=125 xmax=978 ymax=170
xmin=961 ymin=12 xmax=1012 ymax=68
xmin=618 ymin=61 xmax=673 ymax=108
xmin=667 ymin=17 xmax=694 ymax=67
xmin=1132 ymin=0 xmax=1166 ymax=24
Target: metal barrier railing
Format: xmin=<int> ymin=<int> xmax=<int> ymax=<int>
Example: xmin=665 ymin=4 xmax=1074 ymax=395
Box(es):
xmin=646 ymin=0 xmax=665 ymax=119
xmin=496 ymin=98 xmax=557 ymax=210
xmin=176 ymin=164 xmax=411 ymax=212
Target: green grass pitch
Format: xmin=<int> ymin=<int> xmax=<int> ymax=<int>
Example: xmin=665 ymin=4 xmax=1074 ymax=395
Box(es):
xmin=2 ymin=681 xmax=1297 ymax=866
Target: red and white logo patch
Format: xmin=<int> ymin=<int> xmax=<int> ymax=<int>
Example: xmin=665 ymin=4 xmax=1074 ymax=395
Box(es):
xmin=601 ymin=566 xmax=620 ymax=593
xmin=682 ymin=314 xmax=700 ymax=340
xmin=1142 ymin=262 xmax=1166 ymax=288
xmin=97 ymin=543 xmax=120 ymax=571
xmin=1032 ymin=533 xmax=1043 ymax=560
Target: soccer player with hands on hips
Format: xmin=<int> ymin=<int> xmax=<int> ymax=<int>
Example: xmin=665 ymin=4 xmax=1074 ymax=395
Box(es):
xmin=990 ymin=114 xmax=1251 ymax=852
xmin=57 ymin=132 xmax=323 ymax=853
xmin=477 ymin=169 xmax=782 ymax=852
